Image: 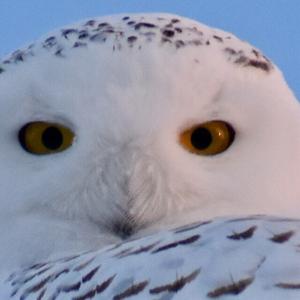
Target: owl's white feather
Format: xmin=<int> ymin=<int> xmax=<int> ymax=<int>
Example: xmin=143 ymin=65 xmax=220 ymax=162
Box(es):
xmin=2 ymin=217 xmax=300 ymax=299
xmin=0 ymin=13 xmax=300 ymax=298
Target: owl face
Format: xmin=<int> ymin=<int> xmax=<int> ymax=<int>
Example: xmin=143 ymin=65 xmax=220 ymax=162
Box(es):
xmin=0 ymin=14 xmax=299 ymax=268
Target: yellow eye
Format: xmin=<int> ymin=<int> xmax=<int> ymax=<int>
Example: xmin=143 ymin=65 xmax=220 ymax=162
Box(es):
xmin=18 ymin=122 xmax=75 ymax=155
xmin=179 ymin=120 xmax=235 ymax=155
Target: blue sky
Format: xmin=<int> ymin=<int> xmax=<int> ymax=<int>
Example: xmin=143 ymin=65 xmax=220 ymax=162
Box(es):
xmin=0 ymin=0 xmax=299 ymax=98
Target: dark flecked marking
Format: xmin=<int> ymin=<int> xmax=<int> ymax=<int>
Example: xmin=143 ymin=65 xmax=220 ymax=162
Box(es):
xmin=70 ymin=277 xmax=115 ymax=299
xmin=152 ymin=234 xmax=200 ymax=254
xmin=213 ymin=35 xmax=223 ymax=42
xmin=37 ymin=288 xmax=46 ymax=300
xmin=270 ymin=230 xmax=294 ymax=243
xmin=78 ymin=30 xmax=89 ymax=39
xmin=127 ymin=36 xmax=138 ymax=43
xmin=174 ymin=220 xmax=212 ymax=234
xmin=161 ymin=37 xmax=172 ymax=44
xmin=134 ymin=22 xmax=157 ymax=30
xmin=162 ymin=29 xmax=175 ymax=38
xmin=276 ymin=282 xmax=300 ymax=289
xmin=226 ymin=216 xmax=265 ymax=223
xmin=12 ymin=51 xmax=25 ymax=62
xmin=73 ymin=289 xmax=97 ymax=300
xmin=52 ymin=268 xmax=70 ymax=281
xmin=73 ymin=257 xmax=96 ymax=271
xmin=207 ymin=277 xmax=254 ymax=298
xmin=43 ymin=36 xmax=57 ymax=48
xmin=149 ymin=269 xmax=200 ymax=294
xmin=55 ymin=48 xmax=64 ymax=57
xmin=58 ymin=281 xmax=81 ymax=292
xmin=114 ymin=247 xmax=134 ymax=258
xmin=21 ymin=275 xmax=52 ymax=297
xmin=235 ymin=55 xmax=248 ymax=64
xmin=96 ymin=275 xmax=116 ymax=293
xmin=82 ymin=266 xmax=100 ymax=283
xmin=224 ymin=47 xmax=237 ymax=55
xmin=12 ymin=266 xmax=52 ymax=286
xmin=252 ymin=49 xmax=260 ymax=58
xmin=73 ymin=42 xmax=87 ymax=48
xmin=164 ymin=22 xmax=173 ymax=28
xmin=85 ymin=20 xmax=96 ymax=27
xmin=171 ymin=18 xmax=180 ymax=23
xmin=127 ymin=21 xmax=136 ymax=26
xmin=189 ymin=39 xmax=202 ymax=46
xmin=246 ymin=59 xmax=271 ymax=72
xmin=118 ymin=241 xmax=159 ymax=258
xmin=175 ymin=27 xmax=183 ymax=33
xmin=227 ymin=226 xmax=257 ymax=240
xmin=97 ymin=22 xmax=110 ymax=28
xmin=175 ymin=40 xmax=185 ymax=48
xmin=90 ymin=33 xmax=107 ymax=43
xmin=62 ymin=28 xmax=78 ymax=39
xmin=0 ymin=15 xmax=275 ymax=77
xmin=113 ymin=280 xmax=149 ymax=300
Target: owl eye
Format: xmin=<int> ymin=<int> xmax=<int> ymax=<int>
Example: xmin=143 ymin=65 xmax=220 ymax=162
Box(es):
xmin=18 ymin=122 xmax=75 ymax=154
xmin=179 ymin=120 xmax=235 ymax=155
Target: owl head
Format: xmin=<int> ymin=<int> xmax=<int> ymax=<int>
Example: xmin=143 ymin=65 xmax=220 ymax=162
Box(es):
xmin=0 ymin=13 xmax=299 ymax=268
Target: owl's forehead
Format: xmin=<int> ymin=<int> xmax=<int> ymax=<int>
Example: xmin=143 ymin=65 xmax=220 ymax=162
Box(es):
xmin=0 ymin=13 xmax=272 ymax=76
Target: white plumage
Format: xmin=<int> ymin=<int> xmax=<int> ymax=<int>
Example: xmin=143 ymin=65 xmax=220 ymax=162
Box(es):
xmin=0 ymin=13 xmax=300 ymax=299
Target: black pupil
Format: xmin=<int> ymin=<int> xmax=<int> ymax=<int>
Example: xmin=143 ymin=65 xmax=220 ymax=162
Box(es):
xmin=42 ymin=127 xmax=63 ymax=150
xmin=191 ymin=127 xmax=212 ymax=150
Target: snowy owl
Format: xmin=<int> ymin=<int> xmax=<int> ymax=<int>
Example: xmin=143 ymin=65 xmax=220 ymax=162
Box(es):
xmin=0 ymin=13 xmax=300 ymax=299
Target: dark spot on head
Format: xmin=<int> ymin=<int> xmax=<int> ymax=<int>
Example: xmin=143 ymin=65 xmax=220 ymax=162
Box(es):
xmin=252 ymin=49 xmax=260 ymax=58
xmin=161 ymin=37 xmax=172 ymax=44
xmin=122 ymin=16 xmax=130 ymax=21
xmin=134 ymin=22 xmax=157 ymax=30
xmin=61 ymin=28 xmax=78 ymax=39
xmin=127 ymin=21 xmax=136 ymax=26
xmin=175 ymin=40 xmax=185 ymax=48
xmin=235 ymin=56 xmax=248 ymax=64
xmin=171 ymin=18 xmax=180 ymax=23
xmin=224 ymin=47 xmax=237 ymax=55
xmin=127 ymin=36 xmax=138 ymax=43
xmin=73 ymin=42 xmax=87 ymax=48
xmin=43 ymin=36 xmax=56 ymax=48
xmin=189 ymin=39 xmax=202 ymax=46
xmin=246 ymin=59 xmax=271 ymax=72
xmin=162 ymin=29 xmax=175 ymax=38
xmin=78 ymin=30 xmax=89 ymax=39
xmin=12 ymin=51 xmax=25 ymax=62
xmin=55 ymin=48 xmax=64 ymax=57
xmin=85 ymin=20 xmax=96 ymax=27
xmin=98 ymin=22 xmax=110 ymax=29
xmin=206 ymin=40 xmax=210 ymax=45
xmin=213 ymin=35 xmax=223 ymax=42
xmin=175 ymin=27 xmax=183 ymax=33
